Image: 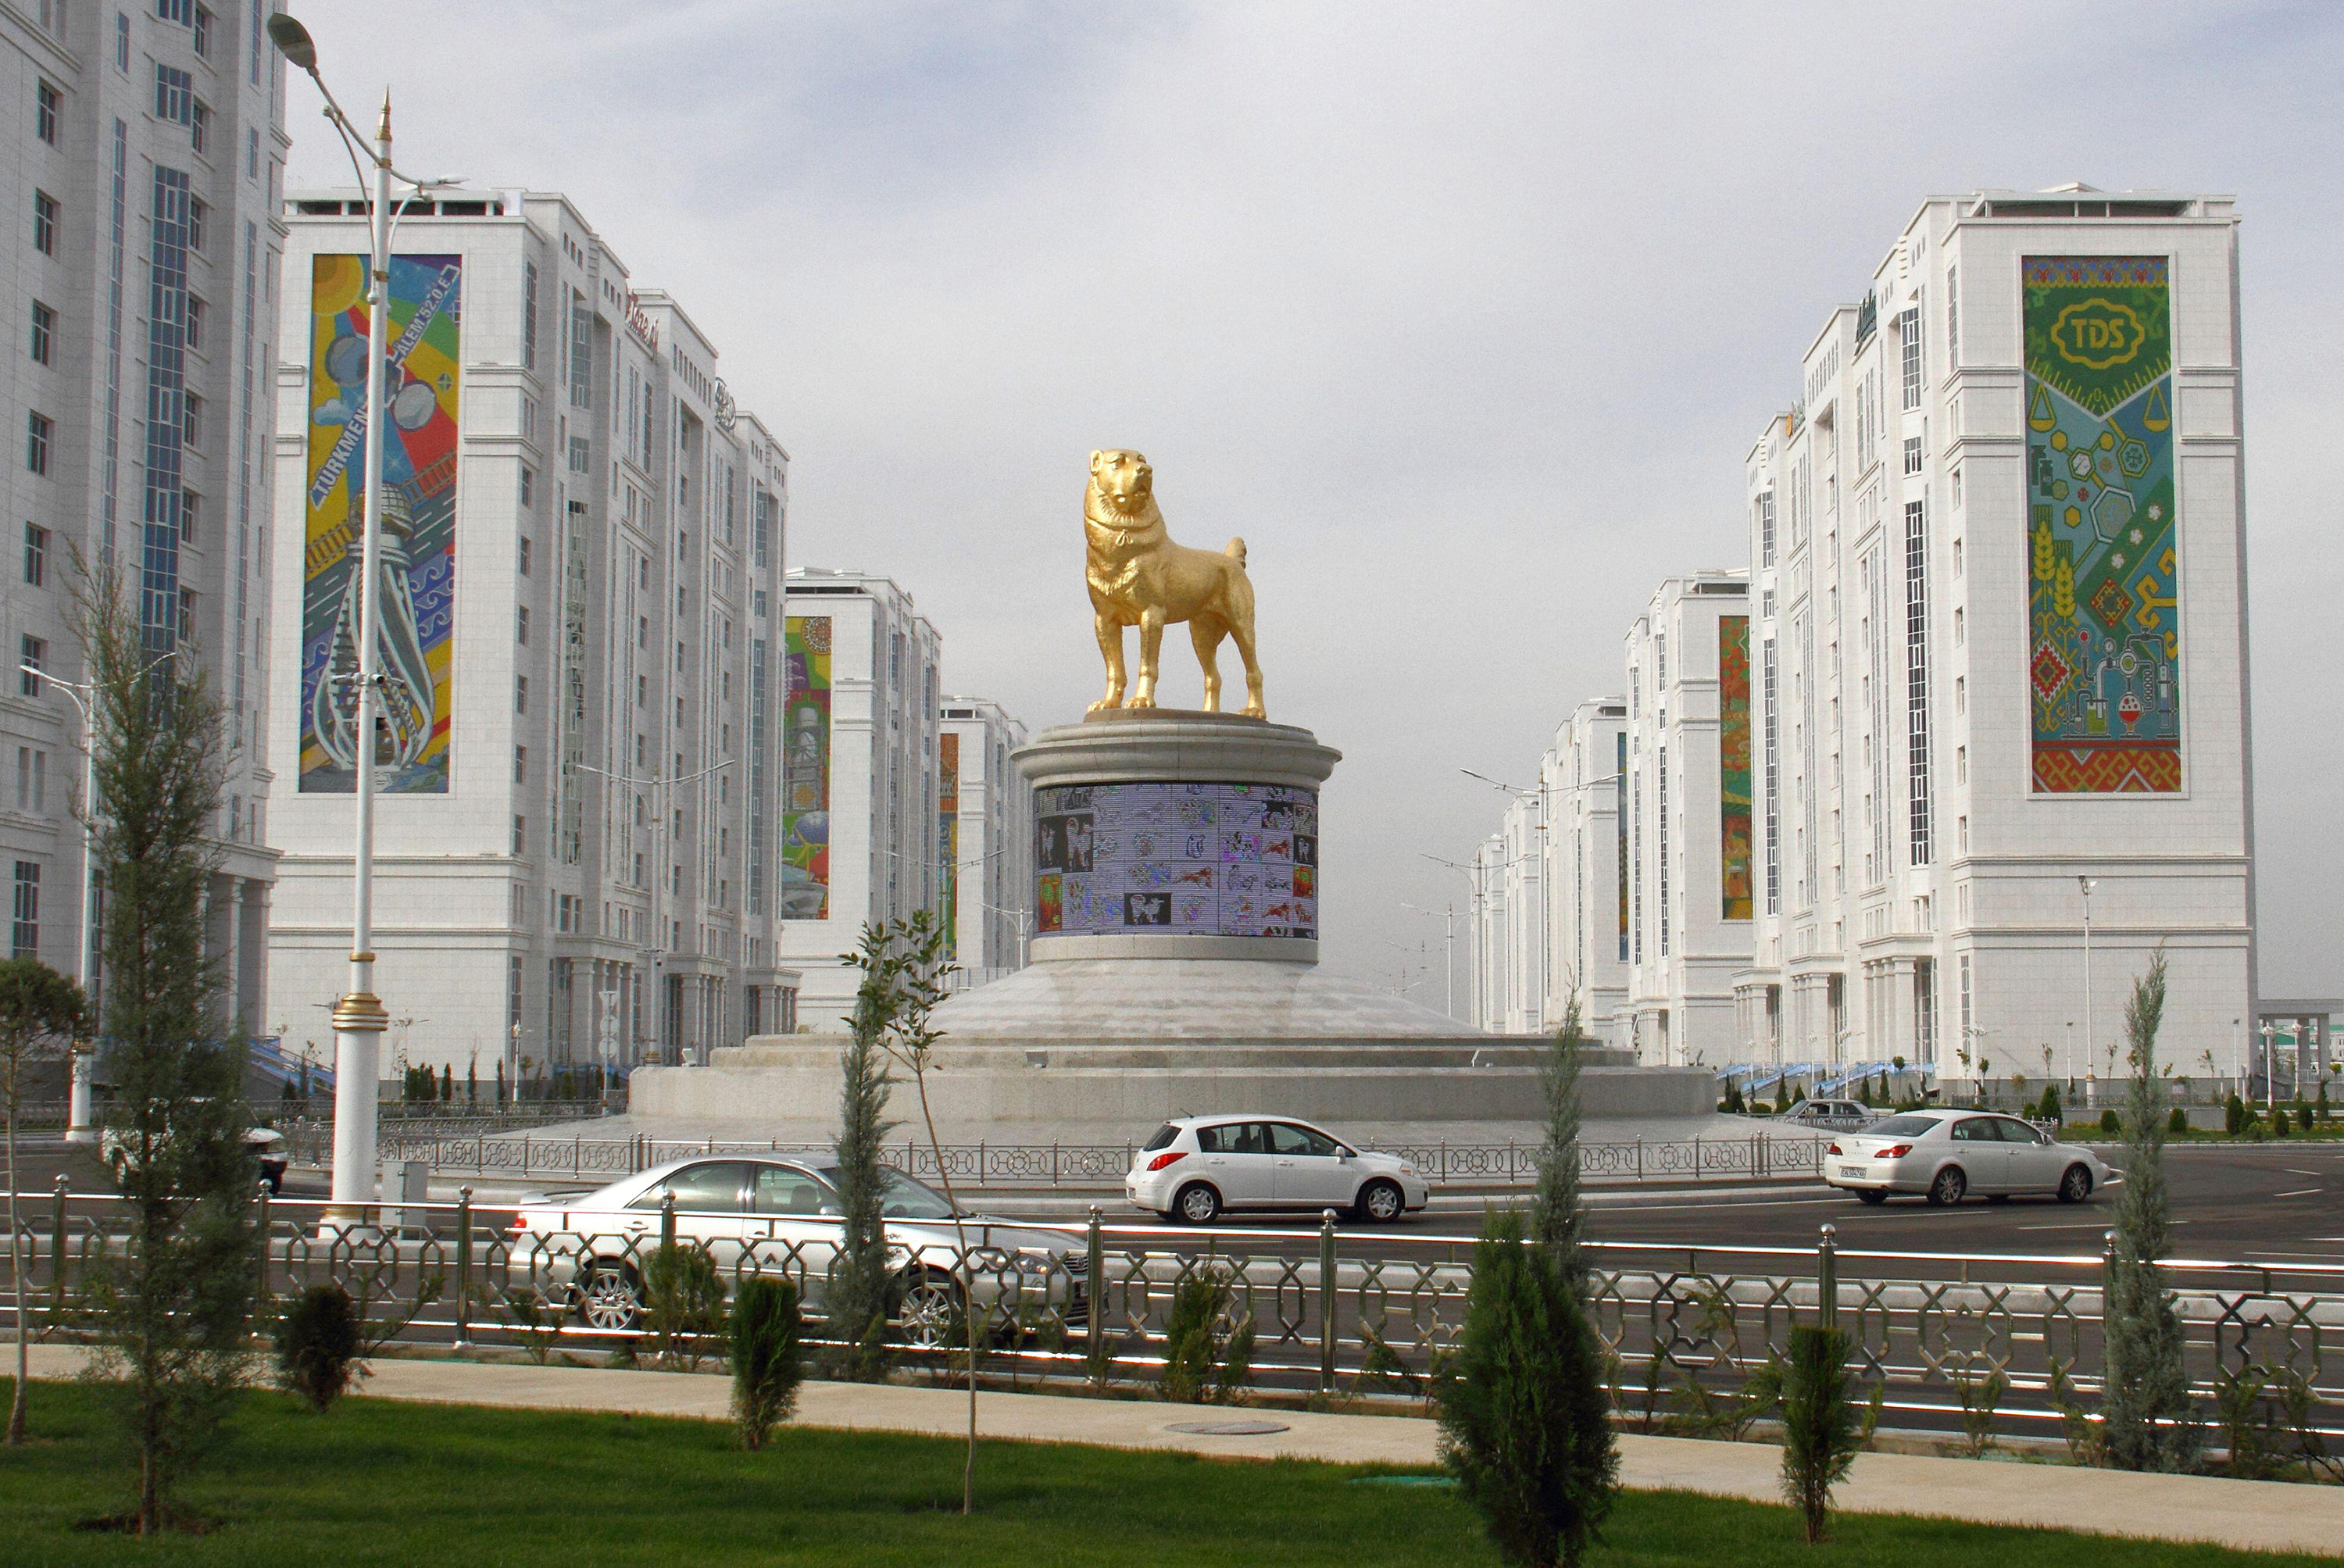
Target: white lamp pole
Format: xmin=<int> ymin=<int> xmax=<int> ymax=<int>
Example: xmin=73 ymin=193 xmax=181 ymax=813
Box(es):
xmin=2077 ymin=875 xmax=2096 ymax=1098
xmin=270 ymin=14 xmax=463 ymax=1217
xmin=18 ymin=667 xmax=102 ymax=1142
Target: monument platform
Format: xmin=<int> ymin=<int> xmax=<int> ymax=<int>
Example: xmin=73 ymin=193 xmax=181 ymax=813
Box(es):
xmin=632 ymin=709 xmax=1713 ymax=1130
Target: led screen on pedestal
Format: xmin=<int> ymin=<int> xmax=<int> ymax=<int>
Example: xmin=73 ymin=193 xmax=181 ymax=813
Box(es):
xmin=1034 ymin=781 xmax=1317 ymax=939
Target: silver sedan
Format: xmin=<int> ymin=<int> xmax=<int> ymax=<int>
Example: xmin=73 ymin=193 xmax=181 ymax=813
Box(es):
xmin=1823 ymin=1110 xmax=2112 ymax=1206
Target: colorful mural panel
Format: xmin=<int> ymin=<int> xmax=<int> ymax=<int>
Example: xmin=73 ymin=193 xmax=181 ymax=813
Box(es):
xmin=298 ymin=253 xmax=461 ymax=792
xmin=938 ymin=733 xmax=960 ymax=959
xmin=1615 ymin=732 xmax=1628 ymax=961
xmin=2024 ymin=256 xmax=2181 ymax=793
xmin=1717 ymin=615 xmax=1753 ymax=920
xmin=1034 ymin=781 xmax=1317 ymax=939
xmin=781 ymin=616 xmax=832 ymax=918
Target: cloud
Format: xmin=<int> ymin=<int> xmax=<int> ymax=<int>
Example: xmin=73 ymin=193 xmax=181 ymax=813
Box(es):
xmin=286 ymin=0 xmax=2344 ymax=1001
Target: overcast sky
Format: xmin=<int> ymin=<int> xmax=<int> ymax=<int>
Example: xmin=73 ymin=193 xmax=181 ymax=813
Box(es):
xmin=284 ymin=1 xmax=2342 ymax=1009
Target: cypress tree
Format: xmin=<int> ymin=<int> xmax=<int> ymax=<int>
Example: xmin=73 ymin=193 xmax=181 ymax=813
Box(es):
xmin=71 ymin=562 xmax=258 ymax=1533
xmin=2099 ymin=952 xmax=2198 ymax=1472
xmin=829 ymin=923 xmax=899 ymax=1380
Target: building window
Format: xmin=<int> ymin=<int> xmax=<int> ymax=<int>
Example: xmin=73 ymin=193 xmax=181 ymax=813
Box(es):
xmin=247 ymin=126 xmax=259 ymax=179
xmin=186 ymin=295 xmax=206 ymax=350
xmin=184 ymin=393 xmax=203 ymax=446
xmin=522 ymin=259 xmax=539 ymax=372
xmin=23 ymin=524 xmax=48 ymax=586
xmin=518 ymin=536 xmax=533 ymax=576
xmin=30 ymin=301 xmax=55 ymax=365
xmin=35 ymin=80 xmax=59 ymax=145
xmin=11 ymin=863 xmax=38 ymax=959
xmin=516 ymin=605 xmax=530 ymax=645
xmin=513 ymin=815 xmax=527 ymax=855
xmin=1904 ymin=499 xmax=1933 ymax=866
xmin=1899 ymin=306 xmax=1923 ymax=410
xmin=1902 ymin=436 xmax=1922 ymax=477
xmin=1945 ymin=265 xmax=1959 ymax=366
xmin=26 ymin=413 xmax=53 ymax=475
xmin=180 ymin=490 xmax=200 ymax=544
xmin=17 ymin=747 xmax=47 ymax=809
xmin=519 ymin=466 xmax=534 ymax=507
xmin=515 ymin=674 xmax=529 ymax=714
xmin=156 ymin=64 xmax=193 ymax=125
xmin=514 ymin=745 xmax=527 ymax=784
xmin=567 ymin=436 xmax=589 ymax=473
xmin=188 ymin=198 xmax=206 ymax=253
xmin=19 ymin=635 xmax=44 ymax=696
xmin=32 ymin=191 xmax=58 ymax=255
xmin=1954 ymin=675 xmax=1966 ymax=716
xmin=117 ymin=12 xmax=131 ymax=71
xmin=1756 ymin=488 xmax=1775 ymax=567
xmin=190 ymin=99 xmax=210 ymax=155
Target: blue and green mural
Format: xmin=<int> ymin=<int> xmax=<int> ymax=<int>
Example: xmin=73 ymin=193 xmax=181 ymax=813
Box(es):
xmin=2024 ymin=255 xmax=2181 ymax=794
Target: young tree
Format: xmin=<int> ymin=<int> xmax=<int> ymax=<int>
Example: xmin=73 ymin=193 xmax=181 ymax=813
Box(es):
xmin=2100 ymin=952 xmax=2199 ymax=1472
xmin=1 ymin=956 xmax=89 ymax=1443
xmin=1779 ymin=1325 xmax=1862 ymax=1542
xmin=70 ymin=561 xmax=257 ymax=1533
xmin=1531 ymin=994 xmax=1593 ymax=1283
xmin=829 ymin=924 xmax=901 ymax=1381
xmin=1438 ymin=1208 xmax=1617 ymax=1568
xmin=853 ymin=911 xmax=983 ymax=1516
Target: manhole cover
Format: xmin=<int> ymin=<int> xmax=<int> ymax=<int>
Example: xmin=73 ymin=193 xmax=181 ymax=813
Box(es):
xmin=1165 ymin=1420 xmax=1292 ymax=1436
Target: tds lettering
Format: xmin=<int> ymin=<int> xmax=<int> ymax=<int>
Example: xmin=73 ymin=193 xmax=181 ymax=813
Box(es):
xmin=2050 ymin=298 xmax=2143 ymax=370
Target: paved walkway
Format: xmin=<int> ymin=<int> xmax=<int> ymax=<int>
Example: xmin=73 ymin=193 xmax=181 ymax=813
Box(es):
xmin=20 ymin=1345 xmax=2342 ymax=1556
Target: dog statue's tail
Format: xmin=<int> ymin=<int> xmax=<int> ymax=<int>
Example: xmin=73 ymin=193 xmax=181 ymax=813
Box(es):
xmin=1224 ymin=537 xmax=1247 ymax=568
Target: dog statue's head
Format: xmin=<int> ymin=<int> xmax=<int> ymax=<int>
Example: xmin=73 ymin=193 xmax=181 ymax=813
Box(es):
xmin=1088 ymin=449 xmax=1155 ymax=520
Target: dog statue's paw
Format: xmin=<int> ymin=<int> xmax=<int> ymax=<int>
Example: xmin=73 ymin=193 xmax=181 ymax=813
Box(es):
xmin=1242 ymin=701 xmax=1267 ymax=719
xmin=1127 ymin=695 xmax=1157 ymax=710
xmin=1088 ymin=695 xmax=1123 ymax=713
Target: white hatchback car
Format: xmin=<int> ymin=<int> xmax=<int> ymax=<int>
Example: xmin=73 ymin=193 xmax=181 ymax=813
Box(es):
xmin=1824 ymin=1110 xmax=2113 ymax=1206
xmin=1125 ymin=1115 xmax=1430 ymax=1224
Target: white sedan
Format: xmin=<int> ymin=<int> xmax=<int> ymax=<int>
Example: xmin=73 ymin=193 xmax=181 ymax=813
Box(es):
xmin=1824 ymin=1110 xmax=2113 ymax=1206
xmin=1125 ymin=1115 xmax=1431 ymax=1224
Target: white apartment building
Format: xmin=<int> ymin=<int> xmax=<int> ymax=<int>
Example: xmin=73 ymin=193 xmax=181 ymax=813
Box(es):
xmin=1622 ymin=572 xmax=1752 ymax=1065
xmin=938 ymin=694 xmax=1031 ymax=980
xmin=777 ymin=566 xmax=941 ymax=1024
xmin=1733 ymin=189 xmax=2253 ymax=1081
xmin=2 ymin=1 xmax=283 ymax=1032
xmin=1539 ymin=697 xmax=1628 ymax=1042
xmin=266 ymin=187 xmax=795 ymax=1085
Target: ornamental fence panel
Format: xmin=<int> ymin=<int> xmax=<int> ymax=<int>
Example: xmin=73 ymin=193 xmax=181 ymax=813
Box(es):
xmin=6 ymin=1186 xmax=2340 ymax=1463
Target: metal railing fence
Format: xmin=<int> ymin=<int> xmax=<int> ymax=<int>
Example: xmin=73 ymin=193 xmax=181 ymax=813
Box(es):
xmin=6 ymin=1184 xmax=2341 ymax=1459
xmin=277 ymin=1127 xmax=1831 ymax=1188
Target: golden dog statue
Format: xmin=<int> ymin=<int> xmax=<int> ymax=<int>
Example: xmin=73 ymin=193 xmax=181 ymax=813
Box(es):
xmin=1084 ymin=449 xmax=1265 ymax=718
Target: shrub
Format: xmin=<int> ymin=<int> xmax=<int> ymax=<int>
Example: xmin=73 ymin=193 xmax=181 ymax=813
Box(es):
xmin=2224 ymin=1093 xmax=2248 ymax=1135
xmin=2036 ymin=1084 xmax=2063 ymax=1124
xmin=2272 ymin=1107 xmax=2291 ymax=1138
xmin=644 ymin=1243 xmax=727 ymax=1370
xmin=1720 ymin=1081 xmax=1745 ymax=1116
xmin=1437 ymin=1209 xmax=1616 ymax=1568
xmin=2318 ymin=1084 xmax=2332 ymax=1125
xmin=273 ymin=1284 xmax=363 ymax=1413
xmin=2099 ymin=1108 xmax=2121 ymax=1135
xmin=1779 ymin=1326 xmax=1862 ymax=1543
xmin=2167 ymin=1105 xmax=2189 ymax=1136
xmin=1159 ymin=1266 xmax=1251 ymax=1405
xmin=730 ymin=1277 xmax=804 ymax=1450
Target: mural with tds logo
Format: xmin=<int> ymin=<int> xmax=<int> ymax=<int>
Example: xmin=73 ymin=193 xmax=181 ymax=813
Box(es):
xmin=2023 ymin=256 xmax=2181 ymax=793
xmin=781 ymin=616 xmax=831 ymax=918
xmin=1034 ymin=782 xmax=1317 ymax=939
xmin=298 ymin=253 xmax=460 ymax=792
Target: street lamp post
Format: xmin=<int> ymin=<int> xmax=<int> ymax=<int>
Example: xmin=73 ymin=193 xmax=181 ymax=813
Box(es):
xmin=2077 ymin=876 xmax=2097 ymax=1099
xmin=1399 ymin=901 xmax=1455 ymax=1019
xmin=18 ymin=666 xmax=103 ymax=1142
xmin=2260 ymin=1020 xmax=2278 ymax=1112
xmin=269 ymin=13 xmax=464 ymax=1217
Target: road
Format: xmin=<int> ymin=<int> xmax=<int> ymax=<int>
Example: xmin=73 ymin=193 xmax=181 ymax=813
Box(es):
xmin=13 ymin=1133 xmax=2343 ymax=1266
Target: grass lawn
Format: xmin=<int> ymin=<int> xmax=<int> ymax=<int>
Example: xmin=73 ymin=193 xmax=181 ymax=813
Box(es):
xmin=0 ymin=1377 xmax=2330 ymax=1567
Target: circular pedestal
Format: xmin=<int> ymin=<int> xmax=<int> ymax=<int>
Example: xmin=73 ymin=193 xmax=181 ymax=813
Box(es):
xmin=1017 ymin=711 xmax=1340 ymax=963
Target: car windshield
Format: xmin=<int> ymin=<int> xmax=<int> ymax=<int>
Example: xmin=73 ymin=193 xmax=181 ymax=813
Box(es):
xmin=1865 ymin=1115 xmax=1942 ymax=1137
xmin=811 ymin=1166 xmax=959 ymax=1220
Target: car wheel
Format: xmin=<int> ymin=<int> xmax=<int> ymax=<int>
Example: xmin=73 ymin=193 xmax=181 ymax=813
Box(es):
xmin=1926 ymin=1166 xmax=1967 ymax=1206
xmin=2057 ymin=1164 xmax=2093 ymax=1204
xmin=1355 ymin=1179 xmax=1405 ymax=1225
xmin=895 ymin=1272 xmax=963 ymax=1350
xmin=1856 ymin=1188 xmax=1888 ymax=1206
xmin=1174 ymin=1182 xmax=1222 ymax=1226
xmin=577 ymin=1263 xmax=643 ymax=1331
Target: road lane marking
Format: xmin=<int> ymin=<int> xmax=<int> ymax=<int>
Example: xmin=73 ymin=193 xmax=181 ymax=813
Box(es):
xmin=2274 ymin=1188 xmax=2324 ymax=1198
